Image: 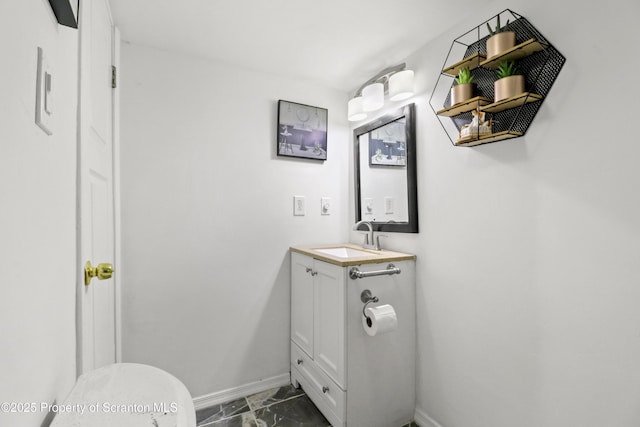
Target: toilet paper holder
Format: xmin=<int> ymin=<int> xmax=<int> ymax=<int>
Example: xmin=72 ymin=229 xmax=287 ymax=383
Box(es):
xmin=361 ymin=289 xmax=379 ymax=324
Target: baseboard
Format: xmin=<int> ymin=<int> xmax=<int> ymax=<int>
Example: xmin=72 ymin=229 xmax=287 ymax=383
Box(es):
xmin=414 ymin=406 xmax=445 ymax=427
xmin=192 ymin=373 xmax=291 ymax=410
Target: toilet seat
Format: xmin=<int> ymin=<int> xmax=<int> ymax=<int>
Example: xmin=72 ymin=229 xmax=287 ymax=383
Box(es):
xmin=51 ymin=363 xmax=196 ymax=427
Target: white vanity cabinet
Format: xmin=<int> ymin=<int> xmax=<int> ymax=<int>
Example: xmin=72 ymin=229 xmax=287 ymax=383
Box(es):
xmin=291 ymin=252 xmax=346 ymax=391
xmin=291 ymin=252 xmax=346 ymax=387
xmin=290 ymin=252 xmax=316 ymax=357
xmin=290 ymin=246 xmax=416 ymax=427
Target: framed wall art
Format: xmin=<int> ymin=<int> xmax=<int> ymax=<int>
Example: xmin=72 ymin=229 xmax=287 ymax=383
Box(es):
xmin=277 ymin=100 xmax=328 ymax=161
xmin=367 ymin=117 xmax=407 ymax=167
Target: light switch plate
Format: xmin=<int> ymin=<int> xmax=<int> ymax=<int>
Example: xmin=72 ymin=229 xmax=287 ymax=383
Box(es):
xmin=364 ymin=198 xmax=374 ymax=216
xmin=36 ymin=47 xmax=53 ymax=135
xmin=384 ymin=197 xmax=394 ymax=214
xmin=294 ymin=196 xmax=305 ymax=216
xmin=321 ymin=197 xmax=331 ymax=215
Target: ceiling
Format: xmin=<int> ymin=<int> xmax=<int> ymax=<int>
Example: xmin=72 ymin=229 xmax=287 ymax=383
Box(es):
xmin=109 ymin=0 xmax=481 ymax=93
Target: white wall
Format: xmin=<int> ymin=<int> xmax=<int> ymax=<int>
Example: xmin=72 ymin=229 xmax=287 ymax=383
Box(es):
xmin=353 ymin=0 xmax=640 ymax=425
xmin=120 ymin=0 xmax=640 ymax=424
xmin=12 ymin=1 xmax=640 ymax=426
xmin=119 ymin=43 xmax=350 ymax=398
xmin=0 ymin=1 xmax=78 ymax=426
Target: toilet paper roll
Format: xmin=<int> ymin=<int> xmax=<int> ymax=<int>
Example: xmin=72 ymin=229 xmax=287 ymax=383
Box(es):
xmin=362 ymin=304 xmax=398 ymax=336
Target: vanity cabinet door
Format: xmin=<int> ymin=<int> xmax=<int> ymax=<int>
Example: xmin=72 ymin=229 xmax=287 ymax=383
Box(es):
xmin=291 ymin=252 xmax=314 ymax=357
xmin=313 ymin=260 xmax=346 ymax=389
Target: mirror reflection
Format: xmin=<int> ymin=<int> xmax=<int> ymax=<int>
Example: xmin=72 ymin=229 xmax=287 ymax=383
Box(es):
xmin=358 ymin=118 xmax=408 ymax=222
xmin=354 ymin=103 xmax=418 ymax=233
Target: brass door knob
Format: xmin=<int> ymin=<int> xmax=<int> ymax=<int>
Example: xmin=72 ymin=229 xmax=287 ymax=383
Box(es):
xmin=84 ymin=261 xmax=114 ymax=286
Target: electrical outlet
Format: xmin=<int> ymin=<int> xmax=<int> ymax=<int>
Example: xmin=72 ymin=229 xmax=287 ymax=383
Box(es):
xmin=294 ymin=196 xmax=305 ymax=216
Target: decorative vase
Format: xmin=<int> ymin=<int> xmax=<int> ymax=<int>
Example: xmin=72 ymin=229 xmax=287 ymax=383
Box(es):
xmin=486 ymin=31 xmax=516 ymax=59
xmin=494 ymin=75 xmax=525 ymax=102
xmin=451 ymin=83 xmax=475 ymax=105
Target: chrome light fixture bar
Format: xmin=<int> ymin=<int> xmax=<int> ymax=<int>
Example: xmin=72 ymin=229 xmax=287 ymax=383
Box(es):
xmin=348 ymin=63 xmax=414 ymax=122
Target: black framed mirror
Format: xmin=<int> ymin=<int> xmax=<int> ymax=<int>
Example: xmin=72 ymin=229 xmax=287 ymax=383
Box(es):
xmin=354 ymin=103 xmax=418 ymax=233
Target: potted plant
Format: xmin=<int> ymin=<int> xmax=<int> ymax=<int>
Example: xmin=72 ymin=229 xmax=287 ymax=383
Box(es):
xmin=494 ymin=60 xmax=525 ymax=101
xmin=450 ymin=67 xmax=475 ymax=105
xmin=486 ymin=15 xmax=515 ymax=59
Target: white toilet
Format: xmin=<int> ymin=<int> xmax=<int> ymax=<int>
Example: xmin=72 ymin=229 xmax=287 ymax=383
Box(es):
xmin=51 ymin=363 xmax=196 ymax=427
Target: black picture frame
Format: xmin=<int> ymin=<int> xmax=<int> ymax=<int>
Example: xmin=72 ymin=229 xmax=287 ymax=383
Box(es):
xmin=368 ymin=117 xmax=407 ymax=167
xmin=277 ymin=100 xmax=328 ymax=161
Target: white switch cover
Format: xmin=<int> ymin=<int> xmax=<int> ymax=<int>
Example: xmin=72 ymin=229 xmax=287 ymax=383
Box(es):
xmin=321 ymin=197 xmax=331 ymax=215
xmin=364 ymin=198 xmax=374 ymax=216
xmin=35 ymin=47 xmax=53 ymax=135
xmin=384 ymin=197 xmax=394 ymax=214
xmin=294 ymin=196 xmax=305 ymax=216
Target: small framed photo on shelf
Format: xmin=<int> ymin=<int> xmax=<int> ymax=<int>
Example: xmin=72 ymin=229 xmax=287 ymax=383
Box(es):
xmin=277 ymin=100 xmax=328 ymax=161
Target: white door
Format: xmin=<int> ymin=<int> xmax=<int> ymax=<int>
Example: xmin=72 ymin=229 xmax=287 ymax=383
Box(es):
xmin=77 ymin=0 xmax=117 ymax=374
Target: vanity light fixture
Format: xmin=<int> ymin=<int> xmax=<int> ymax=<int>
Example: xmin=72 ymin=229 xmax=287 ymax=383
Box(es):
xmin=388 ymin=69 xmax=414 ymax=101
xmin=347 ymin=63 xmax=414 ymax=122
xmin=347 ymin=96 xmax=367 ymax=122
xmin=362 ymin=82 xmax=384 ymax=112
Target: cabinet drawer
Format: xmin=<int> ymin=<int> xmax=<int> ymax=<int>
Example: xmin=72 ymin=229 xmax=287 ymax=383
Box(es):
xmin=291 ymin=342 xmax=345 ymax=423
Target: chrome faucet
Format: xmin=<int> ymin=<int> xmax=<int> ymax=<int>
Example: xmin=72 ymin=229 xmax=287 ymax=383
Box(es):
xmin=354 ymin=220 xmax=378 ymax=250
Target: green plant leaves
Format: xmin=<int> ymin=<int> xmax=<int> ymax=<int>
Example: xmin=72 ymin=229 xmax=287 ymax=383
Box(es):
xmin=455 ymin=67 xmax=474 ymax=85
xmin=486 ymin=16 xmax=511 ymax=36
xmin=496 ymin=60 xmax=519 ymax=79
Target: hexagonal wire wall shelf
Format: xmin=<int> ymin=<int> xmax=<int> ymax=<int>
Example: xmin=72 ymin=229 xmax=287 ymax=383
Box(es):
xmin=429 ymin=9 xmax=566 ymax=147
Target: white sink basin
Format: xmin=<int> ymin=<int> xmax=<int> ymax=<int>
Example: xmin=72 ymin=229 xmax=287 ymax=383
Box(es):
xmin=313 ymin=247 xmax=375 ymax=258
xmin=292 ymin=244 xmax=415 ymax=266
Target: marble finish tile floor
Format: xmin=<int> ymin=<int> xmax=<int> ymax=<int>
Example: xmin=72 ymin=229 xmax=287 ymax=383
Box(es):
xmin=196 ymin=384 xmax=419 ymax=427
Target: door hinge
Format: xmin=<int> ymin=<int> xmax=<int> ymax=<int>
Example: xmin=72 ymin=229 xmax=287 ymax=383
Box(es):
xmin=111 ymin=65 xmax=117 ymax=89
